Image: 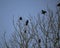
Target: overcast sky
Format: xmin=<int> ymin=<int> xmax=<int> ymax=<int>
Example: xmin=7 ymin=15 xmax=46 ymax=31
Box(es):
xmin=0 ymin=0 xmax=57 ymax=37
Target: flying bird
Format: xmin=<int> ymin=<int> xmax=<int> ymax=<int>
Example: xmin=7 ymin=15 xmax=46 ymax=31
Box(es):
xmin=19 ymin=17 xmax=22 ymax=20
xmin=41 ymin=10 xmax=47 ymax=15
xmin=25 ymin=20 xmax=29 ymax=26
xmin=57 ymin=3 xmax=60 ymax=7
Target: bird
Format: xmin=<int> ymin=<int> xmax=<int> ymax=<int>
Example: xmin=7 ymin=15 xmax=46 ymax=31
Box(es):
xmin=57 ymin=3 xmax=60 ymax=7
xmin=24 ymin=30 xmax=26 ymax=33
xmin=56 ymin=37 xmax=59 ymax=40
xmin=38 ymin=39 xmax=41 ymax=43
xmin=25 ymin=20 xmax=29 ymax=26
xmin=41 ymin=10 xmax=47 ymax=15
xmin=19 ymin=17 xmax=22 ymax=20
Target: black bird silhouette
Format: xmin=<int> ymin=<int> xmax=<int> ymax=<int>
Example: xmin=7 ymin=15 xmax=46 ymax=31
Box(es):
xmin=38 ymin=39 xmax=41 ymax=43
xmin=24 ymin=30 xmax=26 ymax=33
xmin=42 ymin=10 xmax=47 ymax=14
xmin=56 ymin=37 xmax=59 ymax=40
xmin=25 ymin=20 xmax=29 ymax=26
xmin=57 ymin=3 xmax=60 ymax=7
xmin=19 ymin=17 xmax=22 ymax=20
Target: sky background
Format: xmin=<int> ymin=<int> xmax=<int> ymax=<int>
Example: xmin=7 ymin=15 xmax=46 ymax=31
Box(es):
xmin=0 ymin=0 xmax=57 ymax=38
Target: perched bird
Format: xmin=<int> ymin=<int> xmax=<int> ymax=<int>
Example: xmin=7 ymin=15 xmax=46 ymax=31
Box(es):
xmin=56 ymin=37 xmax=59 ymax=40
xmin=41 ymin=10 xmax=47 ymax=15
xmin=24 ymin=30 xmax=26 ymax=33
xmin=57 ymin=3 xmax=60 ymax=7
xmin=19 ymin=17 xmax=22 ymax=20
xmin=38 ymin=39 xmax=41 ymax=43
xmin=25 ymin=20 xmax=29 ymax=26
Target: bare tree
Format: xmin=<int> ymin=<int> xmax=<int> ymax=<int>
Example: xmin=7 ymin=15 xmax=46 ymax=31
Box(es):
xmin=10 ymin=6 xmax=59 ymax=48
xmin=0 ymin=3 xmax=60 ymax=48
xmin=36 ymin=4 xmax=60 ymax=48
xmin=9 ymin=15 xmax=42 ymax=48
xmin=0 ymin=32 xmax=10 ymax=48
